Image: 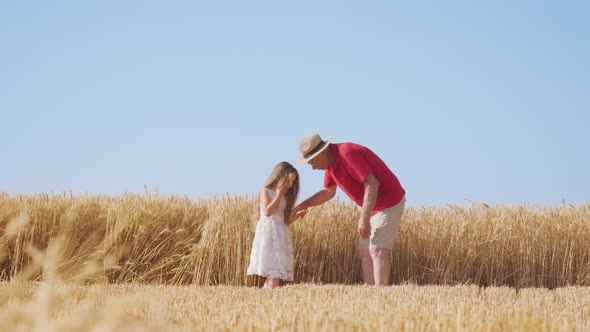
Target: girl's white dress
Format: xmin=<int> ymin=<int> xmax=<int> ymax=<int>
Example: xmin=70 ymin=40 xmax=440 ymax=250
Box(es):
xmin=247 ymin=188 xmax=294 ymax=281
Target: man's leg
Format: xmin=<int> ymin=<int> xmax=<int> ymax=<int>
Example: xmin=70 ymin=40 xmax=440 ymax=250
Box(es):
xmin=356 ymin=243 xmax=374 ymax=285
xmin=370 ymin=247 xmax=391 ymax=286
xmin=367 ymin=197 xmax=406 ymax=286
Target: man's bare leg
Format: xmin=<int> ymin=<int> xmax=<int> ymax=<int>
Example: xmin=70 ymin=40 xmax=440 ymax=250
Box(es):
xmin=370 ymin=247 xmax=391 ymax=286
xmin=357 ymin=244 xmax=374 ymax=285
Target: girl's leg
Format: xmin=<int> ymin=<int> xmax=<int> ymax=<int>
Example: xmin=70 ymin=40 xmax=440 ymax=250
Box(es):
xmin=267 ymin=278 xmax=280 ymax=288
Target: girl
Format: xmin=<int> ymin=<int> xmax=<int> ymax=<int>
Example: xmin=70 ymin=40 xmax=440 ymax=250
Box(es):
xmin=247 ymin=161 xmax=308 ymax=289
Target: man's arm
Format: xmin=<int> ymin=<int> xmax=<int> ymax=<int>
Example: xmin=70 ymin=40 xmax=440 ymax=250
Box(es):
xmin=358 ymin=173 xmax=379 ymax=239
xmin=295 ymin=185 xmax=337 ymax=211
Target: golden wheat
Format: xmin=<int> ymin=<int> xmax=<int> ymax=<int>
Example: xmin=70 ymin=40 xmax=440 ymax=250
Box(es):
xmin=0 ymin=192 xmax=589 ymax=331
xmin=0 ymin=192 xmax=588 ymax=288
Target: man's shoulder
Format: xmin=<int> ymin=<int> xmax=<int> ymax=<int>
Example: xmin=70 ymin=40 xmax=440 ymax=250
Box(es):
xmin=335 ymin=142 xmax=368 ymax=156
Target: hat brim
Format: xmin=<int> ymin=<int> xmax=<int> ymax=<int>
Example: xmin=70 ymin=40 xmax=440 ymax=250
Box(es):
xmin=297 ymin=136 xmax=332 ymax=164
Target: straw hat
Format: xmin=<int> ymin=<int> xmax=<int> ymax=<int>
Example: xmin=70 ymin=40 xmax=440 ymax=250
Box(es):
xmin=297 ymin=134 xmax=332 ymax=164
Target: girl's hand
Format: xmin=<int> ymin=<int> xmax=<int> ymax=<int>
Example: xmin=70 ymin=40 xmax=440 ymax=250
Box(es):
xmin=276 ymin=178 xmax=290 ymax=195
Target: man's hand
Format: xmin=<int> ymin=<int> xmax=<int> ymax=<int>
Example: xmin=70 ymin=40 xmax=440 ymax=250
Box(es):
xmin=293 ymin=204 xmax=305 ymax=214
xmin=358 ymin=219 xmax=371 ymax=239
xmin=358 ymin=173 xmax=378 ymax=239
xmin=288 ymin=208 xmax=308 ymax=224
xmin=293 ymin=208 xmax=308 ymax=219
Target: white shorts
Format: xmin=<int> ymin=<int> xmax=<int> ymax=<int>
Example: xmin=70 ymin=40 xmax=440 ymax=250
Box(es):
xmin=358 ymin=197 xmax=406 ymax=250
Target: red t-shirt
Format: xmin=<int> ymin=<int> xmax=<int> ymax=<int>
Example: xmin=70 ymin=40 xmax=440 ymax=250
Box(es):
xmin=324 ymin=143 xmax=405 ymax=214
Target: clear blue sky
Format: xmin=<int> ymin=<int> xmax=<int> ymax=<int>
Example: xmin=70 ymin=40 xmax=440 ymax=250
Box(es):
xmin=1 ymin=1 xmax=588 ymax=206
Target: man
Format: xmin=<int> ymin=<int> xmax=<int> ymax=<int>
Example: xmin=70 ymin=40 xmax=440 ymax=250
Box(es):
xmin=294 ymin=133 xmax=406 ymax=286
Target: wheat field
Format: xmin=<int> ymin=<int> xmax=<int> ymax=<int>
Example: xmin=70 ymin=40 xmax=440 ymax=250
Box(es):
xmin=0 ymin=283 xmax=588 ymax=331
xmin=0 ymin=192 xmax=589 ymax=331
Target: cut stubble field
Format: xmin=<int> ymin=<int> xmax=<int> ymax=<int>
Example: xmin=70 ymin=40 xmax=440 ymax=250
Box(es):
xmin=0 ymin=283 xmax=588 ymax=331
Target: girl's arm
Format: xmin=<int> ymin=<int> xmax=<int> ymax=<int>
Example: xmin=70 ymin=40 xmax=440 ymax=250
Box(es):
xmin=260 ymin=187 xmax=286 ymax=216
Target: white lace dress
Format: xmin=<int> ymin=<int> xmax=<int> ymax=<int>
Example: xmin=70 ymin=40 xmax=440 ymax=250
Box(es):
xmin=246 ymin=188 xmax=294 ymax=281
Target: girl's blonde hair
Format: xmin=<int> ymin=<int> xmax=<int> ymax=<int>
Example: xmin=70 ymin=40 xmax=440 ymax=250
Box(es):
xmin=253 ymin=161 xmax=300 ymax=223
